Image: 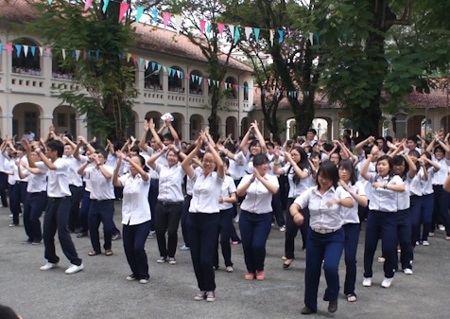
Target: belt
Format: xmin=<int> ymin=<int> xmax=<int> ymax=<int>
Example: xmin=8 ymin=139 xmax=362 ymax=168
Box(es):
xmin=91 ymin=199 xmax=113 ymax=202
xmin=48 ymin=196 xmax=68 ymax=202
xmin=158 ymin=200 xmax=182 ymax=206
xmin=16 ymin=181 xmax=27 ymax=184
xmin=313 ymin=228 xmax=337 ymax=234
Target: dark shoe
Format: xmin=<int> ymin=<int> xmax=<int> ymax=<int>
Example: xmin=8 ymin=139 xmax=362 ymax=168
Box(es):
xmin=22 ymin=239 xmax=32 ymax=244
xmin=300 ymin=306 xmax=316 ymax=315
xmin=328 ymin=300 xmax=338 ymax=313
xmin=105 ymin=249 xmax=113 ymax=256
xmin=77 ymin=231 xmax=88 ymax=238
xmin=32 ymin=241 xmax=42 ymax=245
xmin=88 ymin=250 xmax=101 ymax=256
xmin=283 ymin=259 xmax=293 ymax=269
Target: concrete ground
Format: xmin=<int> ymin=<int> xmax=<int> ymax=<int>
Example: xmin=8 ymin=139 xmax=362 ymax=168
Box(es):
xmin=0 ymin=203 xmax=449 ymax=319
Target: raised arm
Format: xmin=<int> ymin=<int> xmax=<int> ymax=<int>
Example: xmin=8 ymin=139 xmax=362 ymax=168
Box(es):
xmin=251 ymin=121 xmax=267 ymax=153
xmin=181 ymin=136 xmax=202 ymax=179
xmin=360 ymin=154 xmax=374 ymax=181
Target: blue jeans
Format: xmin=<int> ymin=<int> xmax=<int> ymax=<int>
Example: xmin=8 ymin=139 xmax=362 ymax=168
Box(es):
xmin=188 ymin=213 xmax=220 ymax=292
xmin=285 ymin=198 xmax=309 ymax=259
xmin=43 ymin=196 xmax=82 ymax=266
xmin=214 ymin=208 xmax=234 ymax=268
xmin=410 ymin=195 xmax=422 ymax=246
xmin=23 ymin=191 xmax=47 ymax=243
xmin=396 ymin=208 xmax=413 ymax=269
xmin=88 ymin=199 xmax=115 ymax=252
xmin=364 ymin=210 xmax=397 ymax=278
xmin=304 ymin=228 xmax=344 ymax=312
xmin=239 ymin=210 xmax=272 ymax=273
xmin=421 ymin=194 xmax=434 ymax=241
xmin=123 ymin=221 xmax=151 ymax=280
xmin=343 ymin=223 xmax=360 ymax=296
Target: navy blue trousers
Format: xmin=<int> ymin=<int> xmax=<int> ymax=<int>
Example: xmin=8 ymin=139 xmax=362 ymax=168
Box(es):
xmin=88 ymin=199 xmax=115 ymax=252
xmin=23 ymin=191 xmax=47 ymax=243
xmin=123 ymin=221 xmax=151 ymax=280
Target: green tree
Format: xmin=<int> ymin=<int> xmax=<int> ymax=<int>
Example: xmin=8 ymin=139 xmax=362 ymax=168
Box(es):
xmin=26 ymin=0 xmax=158 ymax=140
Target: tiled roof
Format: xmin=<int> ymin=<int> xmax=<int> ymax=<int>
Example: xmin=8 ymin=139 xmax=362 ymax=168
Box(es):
xmin=0 ymin=0 xmax=253 ymax=73
xmin=253 ymin=87 xmax=449 ymax=109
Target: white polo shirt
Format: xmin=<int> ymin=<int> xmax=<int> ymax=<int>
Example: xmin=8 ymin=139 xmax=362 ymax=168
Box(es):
xmin=421 ymin=167 xmax=435 ymax=195
xmin=218 ymin=175 xmax=236 ymax=211
xmin=146 ymin=147 xmax=168 ymax=179
xmin=282 ymin=164 xmax=312 ymax=198
xmin=23 ymin=166 xmax=48 ymax=193
xmin=63 ymin=155 xmax=83 ymax=187
xmin=155 ymin=163 xmax=185 ymax=202
xmin=409 ymin=170 xmax=423 ymax=197
xmin=37 ymin=158 xmax=71 ymax=198
xmin=86 ymin=165 xmax=115 ymax=200
xmin=431 ymin=156 xmax=449 ymax=185
xmin=239 ymin=173 xmax=279 ymax=214
xmin=186 ymin=166 xmax=202 ymax=196
xmin=295 ymin=185 xmax=350 ymax=230
xmin=119 ymin=172 xmax=151 ymax=225
xmin=367 ymin=173 xmax=403 ymax=212
xmin=189 ymin=171 xmax=223 ymax=214
xmin=229 ymin=151 xmax=246 ymax=180
xmin=4 ymin=157 xmax=18 ymax=185
xmin=341 ymin=181 xmax=365 ymax=224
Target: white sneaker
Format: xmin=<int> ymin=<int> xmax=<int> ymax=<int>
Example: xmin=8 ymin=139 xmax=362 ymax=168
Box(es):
xmin=377 ymin=256 xmax=385 ymax=263
xmin=403 ymin=268 xmax=413 ymax=275
xmin=40 ymin=262 xmax=59 ymax=271
xmin=362 ymin=277 xmax=372 ymax=287
xmin=279 ymin=225 xmax=286 ymax=232
xmin=381 ymin=277 xmax=393 ymax=288
xmin=438 ymin=224 xmax=445 ymax=231
xmin=422 ymin=240 xmax=430 ymax=246
xmin=65 ymin=263 xmax=84 ymax=274
xmin=139 ymin=278 xmax=149 ymax=284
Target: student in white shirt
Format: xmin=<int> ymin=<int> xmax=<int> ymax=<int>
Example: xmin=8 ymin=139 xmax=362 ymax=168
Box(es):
xmin=25 ymin=139 xmax=84 ymax=275
xmin=3 ymin=146 xmax=20 ymax=226
xmin=79 ymin=149 xmax=116 ymax=256
xmin=182 ymin=133 xmax=224 ymax=302
xmin=290 ymin=160 xmax=353 ymax=314
xmin=213 ymin=157 xmax=237 ymax=273
xmin=361 ymin=154 xmax=405 ymax=289
xmin=273 ymin=146 xmax=312 ymax=269
xmin=338 ymin=159 xmax=367 ymax=302
xmin=147 ymin=144 xmax=185 ymax=265
xmin=237 ymin=153 xmax=279 ymax=281
xmin=113 ymin=152 xmax=152 ymax=284
xmin=18 ymin=143 xmax=48 ymax=244
xmin=0 ymin=138 xmax=9 ymax=208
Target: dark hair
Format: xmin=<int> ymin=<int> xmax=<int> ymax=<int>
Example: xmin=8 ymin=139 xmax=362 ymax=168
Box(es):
xmin=47 ymin=140 xmax=64 ymax=157
xmin=316 ymin=160 xmax=339 ymax=190
xmin=338 ymin=159 xmax=357 ymax=185
xmin=307 ymin=128 xmax=317 ymax=136
xmin=163 ymin=132 xmax=174 ymax=142
xmin=376 ymin=155 xmax=393 ymax=176
xmin=129 ymin=145 xmax=140 ymax=154
xmin=221 ymin=156 xmax=230 ymax=169
xmin=289 ymin=147 xmax=310 ymax=185
xmin=310 ymin=151 xmax=321 ymax=160
xmin=253 ymin=153 xmax=269 ymax=166
xmin=95 ymin=149 xmax=108 ymax=159
xmin=134 ymin=154 xmax=149 ymax=172
xmin=434 ymin=146 xmax=445 ymax=155
xmin=391 ymin=155 xmax=409 ymax=180
xmin=408 ymin=150 xmax=421 ymax=170
xmin=407 ymin=135 xmax=418 ymax=144
xmin=329 ymin=152 xmax=342 ymax=163
xmin=249 ymin=139 xmax=261 ymax=148
xmin=266 ymin=141 xmax=274 ymax=149
xmin=0 ymin=304 xmax=20 ymax=319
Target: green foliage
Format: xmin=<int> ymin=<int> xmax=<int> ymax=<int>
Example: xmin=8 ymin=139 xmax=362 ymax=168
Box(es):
xmin=26 ymin=0 xmax=138 ymax=140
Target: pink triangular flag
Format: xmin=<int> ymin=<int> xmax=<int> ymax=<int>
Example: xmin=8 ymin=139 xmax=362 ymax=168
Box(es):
xmin=162 ymin=12 xmax=172 ymax=28
xmin=46 ymin=47 xmax=51 ymax=57
xmin=200 ymin=20 xmax=206 ymax=34
xmin=132 ymin=55 xmax=138 ymax=65
xmin=118 ymin=2 xmax=130 ymax=23
xmin=218 ymin=23 xmax=225 ymax=36
xmin=84 ymin=0 xmax=93 ymax=11
xmin=6 ymin=43 xmax=13 ymax=55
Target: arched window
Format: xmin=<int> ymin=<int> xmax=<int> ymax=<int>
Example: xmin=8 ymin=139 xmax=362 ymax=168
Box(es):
xmin=168 ymin=66 xmax=184 ymax=93
xmin=12 ymin=38 xmax=41 ymax=76
xmin=144 ymin=61 xmax=162 ymax=90
xmin=243 ymin=82 xmax=249 ymax=100
xmin=189 ymin=70 xmax=203 ymax=95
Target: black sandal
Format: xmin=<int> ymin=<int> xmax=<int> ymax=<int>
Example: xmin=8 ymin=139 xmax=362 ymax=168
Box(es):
xmin=283 ymin=259 xmax=293 ymax=269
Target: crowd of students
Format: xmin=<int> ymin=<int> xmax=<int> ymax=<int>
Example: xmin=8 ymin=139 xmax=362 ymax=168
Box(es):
xmin=1 ymin=121 xmax=450 ymax=314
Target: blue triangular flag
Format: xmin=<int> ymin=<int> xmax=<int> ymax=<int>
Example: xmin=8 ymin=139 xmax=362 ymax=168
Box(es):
xmin=314 ymin=32 xmax=320 ymax=45
xmin=136 ymin=7 xmax=144 ymax=23
xmin=151 ymin=9 xmax=158 ymax=24
xmin=234 ymin=27 xmax=240 ymax=45
xmin=95 ymin=50 xmax=100 ymax=59
xmin=151 ymin=62 xmax=156 ymax=70
xmin=278 ymin=30 xmax=284 ymax=43
xmin=15 ymin=44 xmax=22 ymax=57
xmin=0 ymin=42 xmax=2 ymax=55
xmin=253 ymin=28 xmax=260 ymax=42
xmin=30 ymin=46 xmax=36 ymax=56
xmin=102 ymin=0 xmax=109 ymax=13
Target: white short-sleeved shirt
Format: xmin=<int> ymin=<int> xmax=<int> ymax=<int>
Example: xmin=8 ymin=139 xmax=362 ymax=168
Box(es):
xmin=294 ymin=186 xmax=350 ymax=230
xmin=155 ymin=163 xmax=185 ymax=202
xmin=409 ymin=170 xmax=423 ymax=196
xmin=17 ymin=156 xmax=29 ymax=182
xmin=0 ymin=152 xmax=5 ymax=171
xmin=218 ymin=175 xmax=237 ymax=211
xmin=229 ymin=151 xmax=246 ymax=180
xmin=239 ymin=174 xmax=279 ymax=214
xmin=431 ymin=156 xmax=449 ymax=185
xmin=23 ymin=166 xmax=48 ymax=193
xmin=367 ymin=173 xmax=403 ymax=212
xmin=37 ymin=158 xmax=71 ymax=197
xmin=421 ymin=167 xmax=435 ymax=195
xmin=4 ymin=157 xmax=18 ymax=185
xmin=83 ymin=162 xmax=96 ymax=192
xmin=397 ymin=177 xmax=410 ymax=210
xmin=146 ymin=147 xmax=168 ymax=179
xmin=189 ymin=171 xmax=224 ymax=214
xmin=356 ymin=159 xmax=376 ymax=202
xmin=341 ymin=181 xmax=365 ymax=224
xmin=282 ymin=164 xmax=312 ymax=198
xmin=119 ymin=173 xmax=151 ymax=225
xmin=86 ymin=165 xmax=115 ymax=200
xmin=63 ymin=155 xmax=84 ymax=187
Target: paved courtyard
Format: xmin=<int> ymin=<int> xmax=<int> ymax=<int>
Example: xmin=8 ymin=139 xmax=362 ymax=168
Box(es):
xmin=0 ymin=203 xmax=449 ymax=319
